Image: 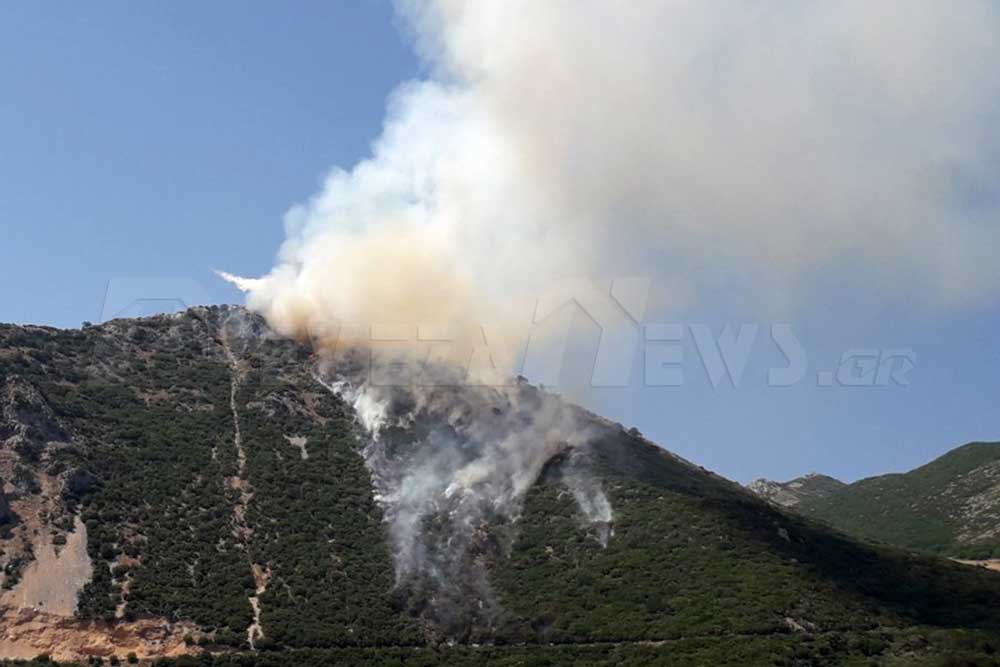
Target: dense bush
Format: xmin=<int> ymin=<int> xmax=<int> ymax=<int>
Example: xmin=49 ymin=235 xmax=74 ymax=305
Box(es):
xmin=1 ymin=309 xmax=999 ymax=665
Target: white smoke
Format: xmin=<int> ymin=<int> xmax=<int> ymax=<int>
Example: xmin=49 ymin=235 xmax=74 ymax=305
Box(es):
xmin=229 ymin=0 xmax=1000 ymax=340
xmin=315 ymin=360 xmax=613 ymax=635
xmin=225 ymin=0 xmax=1000 ymax=632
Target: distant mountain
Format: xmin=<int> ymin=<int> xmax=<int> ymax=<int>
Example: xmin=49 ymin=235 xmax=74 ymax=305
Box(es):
xmin=751 ymin=443 xmax=1000 ymax=559
xmin=748 ymin=473 xmax=846 ymax=508
xmin=1 ymin=307 xmax=999 ymax=665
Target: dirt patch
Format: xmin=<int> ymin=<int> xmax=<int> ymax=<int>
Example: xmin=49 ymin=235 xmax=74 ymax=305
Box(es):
xmin=0 ymin=607 xmax=198 ymax=661
xmin=284 ymin=434 xmax=309 ymax=460
xmin=955 ymin=559 xmax=1000 ymax=573
xmin=0 ymin=515 xmax=202 ymax=660
xmin=1 ymin=516 xmax=92 ymax=616
xmin=0 ymin=516 xmax=204 ymax=660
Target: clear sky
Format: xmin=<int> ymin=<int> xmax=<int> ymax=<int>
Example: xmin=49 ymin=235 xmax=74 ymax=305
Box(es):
xmin=0 ymin=1 xmax=416 ymax=325
xmin=1 ymin=2 xmax=997 ymax=485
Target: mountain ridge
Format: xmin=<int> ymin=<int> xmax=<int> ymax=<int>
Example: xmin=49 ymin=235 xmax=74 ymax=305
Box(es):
xmin=0 ymin=306 xmax=998 ymax=665
xmin=749 ymin=442 xmax=1000 ymax=559
xmin=748 ymin=473 xmax=847 ymax=508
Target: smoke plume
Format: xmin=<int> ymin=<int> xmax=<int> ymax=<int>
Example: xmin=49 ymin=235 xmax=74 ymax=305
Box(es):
xmin=224 ymin=0 xmax=1000 ymax=632
xmin=230 ymin=0 xmax=1000 ymax=338
xmin=314 ymin=357 xmax=613 ymax=636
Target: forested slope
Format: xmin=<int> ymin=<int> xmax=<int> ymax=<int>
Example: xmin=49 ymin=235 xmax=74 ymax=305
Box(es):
xmin=0 ymin=307 xmax=997 ymax=665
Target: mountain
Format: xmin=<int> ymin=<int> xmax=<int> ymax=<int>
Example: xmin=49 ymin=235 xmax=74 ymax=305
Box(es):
xmin=761 ymin=443 xmax=1000 ymax=560
xmin=748 ymin=474 xmax=846 ymax=508
xmin=0 ymin=306 xmax=999 ymax=666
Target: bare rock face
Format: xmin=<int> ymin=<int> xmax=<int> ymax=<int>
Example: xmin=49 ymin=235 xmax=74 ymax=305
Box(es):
xmin=0 ymin=606 xmax=199 ymax=662
xmin=1 ymin=515 xmax=92 ymax=616
xmin=943 ymin=458 xmax=1000 ymax=546
xmin=0 ymin=377 xmax=69 ymax=462
xmin=748 ymin=473 xmax=846 ymax=508
xmin=0 ymin=373 xmax=120 ymax=658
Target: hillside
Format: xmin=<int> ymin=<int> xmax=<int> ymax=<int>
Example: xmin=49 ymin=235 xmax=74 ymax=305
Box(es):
xmin=0 ymin=306 xmax=998 ymax=665
xmin=748 ymin=474 xmax=847 ymax=508
xmin=785 ymin=443 xmax=1000 ymax=559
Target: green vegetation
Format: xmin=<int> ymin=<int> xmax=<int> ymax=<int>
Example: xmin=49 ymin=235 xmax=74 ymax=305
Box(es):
xmin=798 ymin=443 xmax=1000 ymax=558
xmin=0 ymin=309 xmax=417 ymax=647
xmin=235 ymin=365 xmax=419 ymax=647
xmin=3 ymin=630 xmax=1000 ymax=667
xmin=1 ymin=307 xmax=1000 ymax=665
xmin=489 ymin=429 xmax=1000 ymax=653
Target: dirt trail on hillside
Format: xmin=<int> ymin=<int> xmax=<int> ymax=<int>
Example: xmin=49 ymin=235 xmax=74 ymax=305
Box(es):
xmin=220 ymin=326 xmax=270 ymax=650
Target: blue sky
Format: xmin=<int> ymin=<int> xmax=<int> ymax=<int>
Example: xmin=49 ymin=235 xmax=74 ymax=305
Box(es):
xmin=1 ymin=2 xmax=997 ymax=484
xmin=0 ymin=1 xmax=415 ymax=325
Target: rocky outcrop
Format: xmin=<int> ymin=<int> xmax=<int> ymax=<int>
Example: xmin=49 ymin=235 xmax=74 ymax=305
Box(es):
xmin=748 ymin=473 xmax=846 ymax=507
xmin=0 ymin=377 xmax=69 ymax=463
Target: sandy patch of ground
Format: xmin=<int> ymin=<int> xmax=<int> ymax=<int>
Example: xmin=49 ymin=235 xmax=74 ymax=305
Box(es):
xmin=0 ymin=516 xmax=200 ymax=661
xmin=955 ymin=559 xmax=1000 ymax=573
xmin=0 ymin=607 xmax=198 ymax=661
xmin=1 ymin=516 xmax=92 ymax=616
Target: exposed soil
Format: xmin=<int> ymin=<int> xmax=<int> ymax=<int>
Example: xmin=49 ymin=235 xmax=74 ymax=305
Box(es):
xmin=1 ymin=515 xmax=91 ymax=616
xmin=284 ymin=434 xmax=309 ymax=460
xmin=0 ymin=607 xmax=198 ymax=661
xmin=0 ymin=518 xmax=199 ymax=661
xmin=955 ymin=559 xmax=1000 ymax=573
xmin=221 ymin=326 xmax=270 ymax=649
